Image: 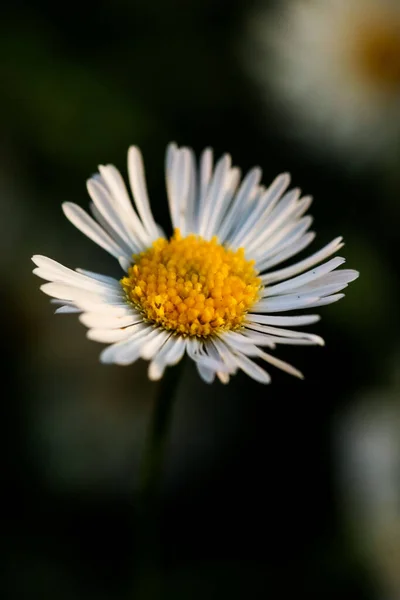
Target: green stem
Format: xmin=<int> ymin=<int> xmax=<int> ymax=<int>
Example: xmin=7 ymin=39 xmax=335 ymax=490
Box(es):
xmin=134 ymin=359 xmax=185 ymax=598
xmin=139 ymin=359 xmax=184 ymax=506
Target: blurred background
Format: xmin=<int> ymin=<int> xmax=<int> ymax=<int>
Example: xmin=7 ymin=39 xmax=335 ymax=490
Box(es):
xmin=2 ymin=0 xmax=400 ymax=598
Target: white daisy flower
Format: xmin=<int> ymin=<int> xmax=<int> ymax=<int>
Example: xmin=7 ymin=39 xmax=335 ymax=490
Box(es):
xmin=248 ymin=0 xmax=400 ymax=161
xmin=32 ymin=143 xmax=358 ymax=384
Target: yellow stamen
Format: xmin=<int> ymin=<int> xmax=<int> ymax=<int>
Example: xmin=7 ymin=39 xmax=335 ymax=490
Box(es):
xmin=121 ymin=229 xmax=261 ymax=338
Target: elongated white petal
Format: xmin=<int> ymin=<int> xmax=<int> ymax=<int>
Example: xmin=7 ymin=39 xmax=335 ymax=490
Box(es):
xmin=87 ymin=325 xmax=144 ymax=343
xmin=254 ymin=293 xmax=321 ymax=313
xmin=223 ymin=330 xmax=276 ymax=349
xmin=246 ymin=313 xmax=321 ymax=326
xmin=216 ymin=167 xmax=262 ymax=243
xmin=213 ymin=337 xmax=271 ymax=383
xmin=95 ymin=166 xmax=153 ymax=250
xmin=255 ymin=232 xmax=315 ymax=273
xmin=70 ymin=301 xmax=132 ymax=317
xmin=196 ymin=364 xmax=216 ymax=384
xmin=62 ymin=203 xmax=129 ymax=259
xmin=33 ymin=258 xmax=121 ymax=295
xmin=302 ymin=293 xmax=345 ymax=308
xmin=199 ymin=148 xmax=213 ymax=208
xmin=165 ymin=336 xmax=187 ymax=366
xmin=264 ymin=256 xmax=346 ymax=296
xmin=245 ymin=188 xmax=303 ymax=254
xmin=228 ymin=172 xmax=291 ymax=248
xmin=254 ymin=216 xmax=314 ymax=269
xmin=258 ymin=350 xmax=304 ymax=379
xmin=224 ymin=334 xmax=304 ymax=379
xmin=263 ymin=237 xmax=344 ymax=284
xmin=40 ymin=282 xmax=123 ymax=303
xmin=229 ymin=349 xmax=272 ymax=384
xmin=140 ymin=329 xmax=171 ymax=360
xmin=100 ymin=325 xmax=155 ymax=365
xmin=79 ymin=312 xmax=141 ymax=329
xmin=198 ymin=154 xmax=231 ymax=238
xmin=245 ymin=322 xmax=324 ymax=345
xmin=147 ymin=334 xmax=179 ymax=380
xmin=87 ymin=179 xmax=138 ymax=254
xmin=55 ymin=305 xmax=82 ymax=314
xmin=75 ymin=269 xmax=121 ymax=285
xmin=128 ymin=146 xmax=160 ymax=239
xmin=207 ymin=167 xmax=241 ymax=238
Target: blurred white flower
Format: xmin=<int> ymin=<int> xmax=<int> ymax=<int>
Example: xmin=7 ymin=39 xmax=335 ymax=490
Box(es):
xmin=335 ymin=386 xmax=400 ymax=598
xmin=248 ymin=0 xmax=400 ymax=162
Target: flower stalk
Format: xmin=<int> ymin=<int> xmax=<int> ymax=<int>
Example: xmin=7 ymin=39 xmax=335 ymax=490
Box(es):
xmin=134 ymin=359 xmax=185 ymax=598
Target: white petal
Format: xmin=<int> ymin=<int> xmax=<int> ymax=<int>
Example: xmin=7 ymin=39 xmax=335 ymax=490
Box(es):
xmin=33 ymin=267 xmax=116 ymax=294
xmin=302 ymin=293 xmax=345 ymax=308
xmin=227 ymin=172 xmax=291 ymax=248
xmin=87 ymin=181 xmax=138 ymax=255
xmin=196 ymin=363 xmax=216 ymax=384
xmin=62 ymin=202 xmax=129 ymax=259
xmin=165 ymin=335 xmax=187 ymax=365
xmin=223 ymin=330 xmax=276 ymax=349
xmin=225 ymin=334 xmax=303 ymax=379
xmin=87 ymin=323 xmax=146 ymax=343
xmin=264 ymin=237 xmax=344 ymax=284
xmin=147 ymin=334 xmax=180 ymax=380
xmin=128 ymin=146 xmax=160 ymax=239
xmin=55 ymin=305 xmax=82 ymax=314
xmin=168 ymin=147 xmax=192 ymax=235
xmin=244 ymin=187 xmax=302 ymax=254
xmin=40 ymin=282 xmax=123 ymax=303
xmin=213 ymin=336 xmax=271 ymax=383
xmin=216 ymin=371 xmax=230 ymax=384
xmin=207 ymin=167 xmax=241 ymax=239
xmin=76 ymin=269 xmax=122 ymax=285
xmin=291 ymin=269 xmax=359 ymax=295
xmin=100 ymin=325 xmax=155 ymax=365
xmin=183 ymin=149 xmax=197 ymax=234
xmin=165 ymin=143 xmax=179 ymax=230
xmin=264 ymin=256 xmax=346 ymax=296
xmin=198 ymin=154 xmax=231 ymax=238
xmin=69 ymin=301 xmax=132 ymax=317
xmin=258 ymin=350 xmax=304 ymax=379
xmin=253 ymin=216 xmax=314 ymax=268
xmin=96 ymin=164 xmax=153 ymax=249
xmin=246 ymin=313 xmax=321 ymax=326
xmin=32 ymin=256 xmax=121 ymax=294
xmin=230 ymin=350 xmax=271 ymax=384
xmin=244 ymin=322 xmax=324 ymax=345
xmin=88 ymin=201 xmax=140 ymax=256
xmin=140 ymin=329 xmax=171 ymax=360
xmin=255 ymin=232 xmax=315 ymax=273
xmin=186 ymin=338 xmax=227 ymax=372
xmin=97 ymin=164 xmax=134 ymax=215
xmin=216 ymin=167 xmax=262 ymax=243
xmin=118 ymin=256 xmax=132 ymax=272
xmin=79 ymin=312 xmax=140 ymax=329
xmin=254 ymin=293 xmax=321 ymax=313
xmin=196 ymin=147 xmax=213 ymax=229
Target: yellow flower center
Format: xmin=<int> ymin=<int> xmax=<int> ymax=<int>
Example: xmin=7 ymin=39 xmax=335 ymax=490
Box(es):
xmin=354 ymin=18 xmax=400 ymax=90
xmin=121 ymin=229 xmax=261 ymax=338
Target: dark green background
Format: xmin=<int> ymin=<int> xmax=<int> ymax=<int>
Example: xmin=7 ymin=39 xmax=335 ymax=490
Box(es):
xmin=2 ymin=1 xmax=398 ymax=598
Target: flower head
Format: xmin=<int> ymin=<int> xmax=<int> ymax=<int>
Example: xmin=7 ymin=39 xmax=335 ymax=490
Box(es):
xmin=32 ymin=144 xmax=358 ymax=384
xmin=248 ymin=0 xmax=400 ymax=162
